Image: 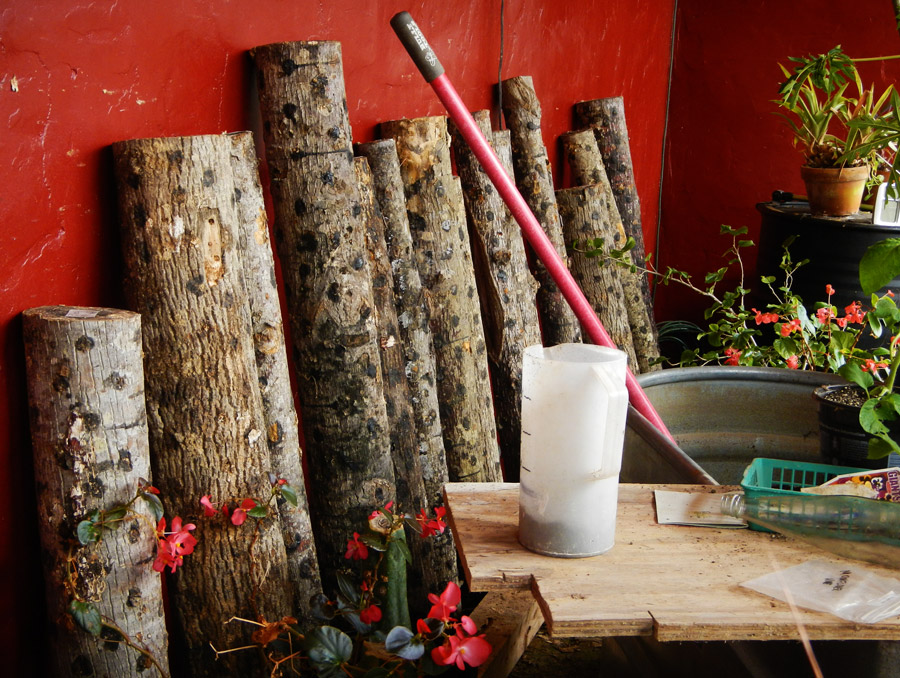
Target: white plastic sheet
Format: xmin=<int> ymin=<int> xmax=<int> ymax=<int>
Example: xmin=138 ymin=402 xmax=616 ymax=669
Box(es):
xmin=742 ymin=559 xmax=900 ymax=624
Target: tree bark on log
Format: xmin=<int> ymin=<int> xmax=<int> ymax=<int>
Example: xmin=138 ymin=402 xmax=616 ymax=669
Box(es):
xmin=561 ymin=129 xmax=660 ymax=372
xmin=380 ymin=116 xmax=502 ymax=483
xmin=450 ymin=111 xmax=542 ymax=481
xmin=252 ymin=41 xmax=397 ymax=587
xmin=572 ymin=97 xmax=656 ymax=339
xmin=500 ymin=76 xmax=582 ymax=347
xmin=355 ymin=157 xmax=457 ymax=601
xmin=113 ymin=134 xmax=292 ymax=678
xmin=355 ymin=140 xmax=458 ymax=592
xmin=23 ymin=306 xmax=169 ymax=678
xmin=556 ymin=184 xmax=639 ymax=370
xmin=227 ymin=131 xmax=322 ymax=614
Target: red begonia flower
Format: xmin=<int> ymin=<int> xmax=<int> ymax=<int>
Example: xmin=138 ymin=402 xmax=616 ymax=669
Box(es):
xmin=826 ymin=284 xmax=835 ymax=296
xmin=786 ymin=355 xmax=799 ymax=369
xmin=359 ymin=604 xmax=382 ymax=625
xmin=230 ymin=498 xmax=256 ymax=526
xmin=723 ymin=347 xmax=741 ymax=366
xmin=345 ymin=532 xmax=369 ymax=560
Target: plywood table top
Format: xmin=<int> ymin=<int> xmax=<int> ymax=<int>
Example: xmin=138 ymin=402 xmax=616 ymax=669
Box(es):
xmin=443 ymin=482 xmax=900 ymax=641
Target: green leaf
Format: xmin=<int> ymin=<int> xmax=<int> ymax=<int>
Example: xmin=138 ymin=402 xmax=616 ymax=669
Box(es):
xmin=310 ymin=593 xmax=337 ymax=621
xmin=859 ymin=399 xmax=890 ymax=435
xmin=69 ymin=600 xmax=102 ymax=636
xmin=247 ymin=506 xmax=269 ymax=519
xmin=336 ymin=572 xmax=361 ymax=605
xmin=838 ymin=363 xmax=874 ymax=391
xmin=141 ymin=492 xmax=164 ymax=523
xmin=76 ymin=520 xmax=100 ymax=545
xmin=868 ymin=436 xmax=899 ymax=459
xmin=360 ymin=532 xmax=388 ymax=551
xmin=391 ymin=536 xmax=413 ymax=566
xmin=280 ymin=483 xmax=298 ymax=508
xmin=305 ymin=626 xmax=352 ymax=677
xmin=860 ymin=238 xmax=900 ymax=295
xmin=103 ymin=505 xmax=128 ymax=526
xmin=385 ymin=626 xmax=424 ymax=660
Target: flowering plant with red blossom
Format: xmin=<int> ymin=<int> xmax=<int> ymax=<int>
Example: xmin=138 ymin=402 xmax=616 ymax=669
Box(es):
xmin=223 ymin=501 xmax=489 ymax=676
xmin=585 ymin=225 xmax=900 ymax=459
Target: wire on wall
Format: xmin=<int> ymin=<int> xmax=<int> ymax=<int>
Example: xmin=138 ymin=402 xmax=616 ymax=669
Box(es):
xmin=497 ymin=0 xmax=505 ymax=129
xmin=653 ymin=0 xmax=679 ymax=303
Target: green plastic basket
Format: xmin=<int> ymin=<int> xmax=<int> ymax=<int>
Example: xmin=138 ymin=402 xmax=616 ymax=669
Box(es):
xmin=739 ymin=458 xmax=868 ymax=531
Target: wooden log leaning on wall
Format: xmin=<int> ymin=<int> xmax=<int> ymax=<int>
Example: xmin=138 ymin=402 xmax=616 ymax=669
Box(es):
xmin=23 ymin=306 xmax=169 ymax=678
xmin=113 ymin=134 xmax=293 ymax=677
xmin=355 ymin=140 xmax=458 ymax=591
xmin=252 ymin=41 xmax=397 ymax=586
xmin=228 ymin=132 xmax=322 ymax=613
xmin=450 ymin=110 xmax=542 ymax=481
xmin=557 ymin=184 xmax=639 ymax=369
xmin=355 ymin=156 xmax=457 ymax=599
xmin=500 ymin=75 xmax=583 ymax=347
xmin=561 ymin=129 xmax=660 ymax=372
xmin=381 ymin=116 xmax=502 ymax=483
xmin=573 ymin=96 xmax=658 ymax=347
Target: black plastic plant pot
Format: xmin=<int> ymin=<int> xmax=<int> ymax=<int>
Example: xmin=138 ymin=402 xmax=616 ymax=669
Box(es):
xmin=813 ymin=384 xmax=900 ymax=469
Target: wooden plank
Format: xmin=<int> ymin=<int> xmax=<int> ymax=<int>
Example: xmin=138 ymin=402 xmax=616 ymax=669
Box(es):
xmin=469 ymin=590 xmax=543 ymax=678
xmin=444 ymin=483 xmax=900 ymax=642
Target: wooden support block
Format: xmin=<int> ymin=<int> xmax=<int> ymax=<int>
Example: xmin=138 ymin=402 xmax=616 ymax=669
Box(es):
xmin=470 ymin=590 xmax=543 ymax=678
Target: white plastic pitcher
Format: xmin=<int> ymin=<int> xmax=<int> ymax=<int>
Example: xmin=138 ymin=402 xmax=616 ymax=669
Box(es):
xmin=518 ymin=343 xmax=629 ymax=557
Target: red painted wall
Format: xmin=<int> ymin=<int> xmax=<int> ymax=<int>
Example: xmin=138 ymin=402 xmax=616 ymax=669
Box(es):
xmin=658 ymin=0 xmax=900 ymax=323
xmin=0 ymin=0 xmax=674 ymax=671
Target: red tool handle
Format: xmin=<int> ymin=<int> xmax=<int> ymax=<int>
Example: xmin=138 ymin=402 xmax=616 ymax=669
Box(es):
xmin=390 ymin=11 xmax=674 ymax=442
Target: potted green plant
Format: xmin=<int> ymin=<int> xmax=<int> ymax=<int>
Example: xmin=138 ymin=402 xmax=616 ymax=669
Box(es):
xmin=775 ymin=45 xmax=896 ymax=215
xmin=583 ymin=226 xmax=900 ymax=468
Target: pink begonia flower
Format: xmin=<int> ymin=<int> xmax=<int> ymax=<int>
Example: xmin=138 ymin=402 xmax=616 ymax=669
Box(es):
xmin=427 ymin=581 xmax=461 ymax=621
xmin=230 ymin=498 xmax=257 ymax=526
xmin=200 ymin=495 xmax=218 ymax=518
xmin=359 ymin=604 xmax=382 ymax=625
xmin=431 ymin=631 xmax=492 ymax=670
xmin=345 ymin=532 xmax=369 ymax=560
xmin=152 ymin=516 xmax=197 ymax=573
xmin=786 ymin=355 xmax=799 ymax=370
xmin=459 ymin=615 xmax=477 ymax=635
xmin=862 ymin=359 xmax=889 ymax=373
xmin=815 ymin=307 xmax=835 ymax=324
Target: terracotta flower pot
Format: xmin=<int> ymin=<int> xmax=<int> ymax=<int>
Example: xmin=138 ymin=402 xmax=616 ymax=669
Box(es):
xmin=800 ymin=165 xmax=869 ymax=216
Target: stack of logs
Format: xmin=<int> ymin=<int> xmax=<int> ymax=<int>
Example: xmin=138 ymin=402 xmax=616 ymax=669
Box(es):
xmin=22 ymin=40 xmax=659 ymax=678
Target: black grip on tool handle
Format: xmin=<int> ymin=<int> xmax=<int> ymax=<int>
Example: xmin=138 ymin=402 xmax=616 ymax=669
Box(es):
xmin=391 ymin=11 xmax=445 ymax=83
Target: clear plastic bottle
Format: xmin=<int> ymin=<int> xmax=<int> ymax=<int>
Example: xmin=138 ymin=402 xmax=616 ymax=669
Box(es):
xmin=721 ymin=492 xmax=900 ymax=570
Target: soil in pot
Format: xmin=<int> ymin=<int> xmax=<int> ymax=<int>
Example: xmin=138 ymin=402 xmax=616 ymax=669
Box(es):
xmin=814 ymin=384 xmax=900 ymax=468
